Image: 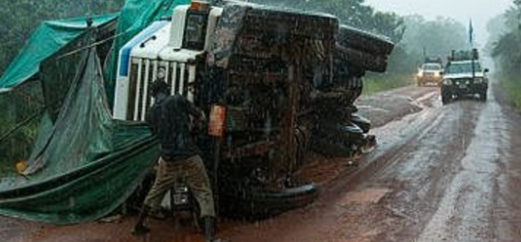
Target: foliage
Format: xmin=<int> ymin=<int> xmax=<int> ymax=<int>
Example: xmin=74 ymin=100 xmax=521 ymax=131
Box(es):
xmin=493 ymin=31 xmax=521 ymax=72
xmin=499 ymin=74 xmax=521 ymax=110
xmin=251 ymin=0 xmax=405 ymax=43
xmin=252 ymin=0 xmax=467 ymax=77
xmin=0 ymin=82 xmax=44 ymax=174
xmin=484 ymin=14 xmax=508 ymax=56
xmin=363 ymin=73 xmax=413 ymax=96
xmin=0 ymin=0 xmax=124 ymax=77
xmin=489 ymin=1 xmax=521 ymax=75
xmin=0 ymin=0 xmax=469 ymax=81
xmin=401 ymin=15 xmax=467 ymax=60
xmin=380 ymin=15 xmax=468 ymax=76
xmin=488 ymin=1 xmax=521 ymax=111
xmin=385 ymin=45 xmax=418 ymax=74
xmin=0 ymin=1 xmax=123 ymax=173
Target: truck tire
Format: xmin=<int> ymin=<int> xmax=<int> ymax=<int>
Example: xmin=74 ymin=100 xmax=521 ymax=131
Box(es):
xmin=220 ymin=182 xmax=318 ymax=219
xmin=316 ymin=121 xmax=364 ymax=141
xmin=480 ymin=92 xmax=487 ymax=101
xmin=351 ymin=114 xmax=371 ymax=134
xmin=441 ymin=94 xmax=451 ymax=105
xmin=335 ymin=45 xmax=388 ymax=73
xmin=312 ymin=120 xmax=364 ymax=157
xmin=337 ymin=25 xmax=394 ymax=56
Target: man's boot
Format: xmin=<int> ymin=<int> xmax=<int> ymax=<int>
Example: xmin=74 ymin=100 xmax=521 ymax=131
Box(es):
xmin=204 ymin=216 xmax=222 ymax=242
xmin=132 ymin=205 xmax=151 ymax=236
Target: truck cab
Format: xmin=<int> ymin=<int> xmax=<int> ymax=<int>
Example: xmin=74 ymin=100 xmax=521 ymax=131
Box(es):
xmin=114 ymin=1 xmax=222 ymax=121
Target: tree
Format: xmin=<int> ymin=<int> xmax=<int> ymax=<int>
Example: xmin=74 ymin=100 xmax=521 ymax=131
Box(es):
xmin=0 ymin=0 xmax=125 ymax=167
xmin=490 ymin=1 xmax=521 ymax=74
xmin=401 ymin=15 xmax=467 ymax=60
xmin=251 ymin=0 xmax=405 ymax=43
xmin=0 ymin=0 xmax=125 ymax=77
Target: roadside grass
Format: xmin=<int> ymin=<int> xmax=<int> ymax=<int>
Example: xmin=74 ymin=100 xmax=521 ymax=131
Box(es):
xmin=363 ymin=73 xmax=414 ymax=96
xmin=499 ymin=75 xmax=521 ymax=111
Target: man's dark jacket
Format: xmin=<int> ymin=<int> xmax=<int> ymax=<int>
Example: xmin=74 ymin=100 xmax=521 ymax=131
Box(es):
xmin=147 ymin=95 xmax=202 ymax=162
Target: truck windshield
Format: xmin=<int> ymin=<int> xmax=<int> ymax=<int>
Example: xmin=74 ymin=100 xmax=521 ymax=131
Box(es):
xmin=445 ymin=61 xmax=482 ymax=74
xmin=422 ymin=63 xmax=442 ymax=71
xmin=183 ymin=11 xmax=208 ymax=50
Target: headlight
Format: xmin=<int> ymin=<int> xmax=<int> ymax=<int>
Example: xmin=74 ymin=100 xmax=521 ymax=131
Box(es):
xmin=465 ymin=80 xmax=470 ymax=85
xmin=443 ymin=79 xmax=452 ymax=85
xmin=434 ymin=72 xmax=440 ymax=77
xmin=417 ymin=72 xmax=423 ymax=77
xmin=474 ymin=78 xmax=484 ymax=84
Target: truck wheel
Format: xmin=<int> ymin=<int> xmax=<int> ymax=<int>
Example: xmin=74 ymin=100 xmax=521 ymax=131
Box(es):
xmin=337 ymin=25 xmax=394 ymax=56
xmin=312 ymin=121 xmax=364 ymax=157
xmin=480 ymin=92 xmax=487 ymax=101
xmin=220 ymin=182 xmax=318 ymax=219
xmin=335 ymin=45 xmax=388 ymax=72
xmin=441 ymin=94 xmax=451 ymax=105
xmin=351 ymin=114 xmax=371 ymax=134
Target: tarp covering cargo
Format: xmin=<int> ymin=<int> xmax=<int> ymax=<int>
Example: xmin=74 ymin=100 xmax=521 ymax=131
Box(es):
xmin=0 ymin=0 xmax=191 ymax=224
xmin=0 ymin=48 xmax=158 ymax=224
xmin=0 ymin=14 xmax=118 ymax=90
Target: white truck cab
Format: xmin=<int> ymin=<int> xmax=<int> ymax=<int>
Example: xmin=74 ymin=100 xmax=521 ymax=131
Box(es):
xmin=114 ymin=1 xmax=222 ymax=121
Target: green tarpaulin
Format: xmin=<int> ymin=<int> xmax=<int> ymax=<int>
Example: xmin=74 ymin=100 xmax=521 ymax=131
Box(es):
xmin=0 ymin=48 xmax=159 ymax=224
xmin=0 ymin=14 xmax=118 ymax=90
xmin=0 ymin=0 xmax=191 ymax=224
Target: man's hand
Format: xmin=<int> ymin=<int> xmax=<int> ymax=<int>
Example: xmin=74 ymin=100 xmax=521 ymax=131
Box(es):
xmin=191 ymin=111 xmax=206 ymax=134
xmin=199 ymin=110 xmax=207 ymax=122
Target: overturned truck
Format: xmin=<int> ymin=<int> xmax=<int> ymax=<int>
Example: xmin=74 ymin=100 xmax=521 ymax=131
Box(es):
xmin=114 ymin=1 xmax=394 ymax=216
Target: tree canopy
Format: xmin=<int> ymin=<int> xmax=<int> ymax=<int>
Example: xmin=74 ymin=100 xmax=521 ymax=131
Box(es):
xmin=0 ymin=0 xmax=469 ymax=76
xmin=489 ymin=1 xmax=521 ymax=74
xmin=0 ymin=0 xmax=124 ymax=77
xmin=253 ymin=0 xmax=467 ymax=74
xmin=252 ymin=0 xmax=405 ymax=43
xmin=401 ymin=15 xmax=467 ymax=59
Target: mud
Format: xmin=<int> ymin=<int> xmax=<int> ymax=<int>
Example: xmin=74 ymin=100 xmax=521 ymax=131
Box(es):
xmin=356 ymin=86 xmax=433 ymax=128
xmin=3 ymin=82 xmax=521 ymax=242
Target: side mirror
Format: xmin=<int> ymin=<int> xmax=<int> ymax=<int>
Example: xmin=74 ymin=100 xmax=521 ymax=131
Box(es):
xmin=440 ymin=71 xmax=444 ymax=75
xmin=484 ymin=68 xmax=489 ymax=73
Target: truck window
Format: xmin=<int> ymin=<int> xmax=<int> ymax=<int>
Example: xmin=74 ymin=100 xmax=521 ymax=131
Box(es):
xmin=422 ymin=63 xmax=442 ymax=71
xmin=183 ymin=11 xmax=209 ymax=50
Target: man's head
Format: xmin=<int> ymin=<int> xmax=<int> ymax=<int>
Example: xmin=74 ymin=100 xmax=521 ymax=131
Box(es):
xmin=150 ymin=79 xmax=170 ymax=98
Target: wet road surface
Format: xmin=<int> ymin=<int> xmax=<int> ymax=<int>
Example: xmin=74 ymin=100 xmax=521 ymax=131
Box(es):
xmin=3 ymin=83 xmax=521 ymax=242
xmin=224 ymin=83 xmax=521 ymax=242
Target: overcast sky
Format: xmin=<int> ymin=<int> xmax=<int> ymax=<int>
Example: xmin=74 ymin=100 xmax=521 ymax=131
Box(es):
xmin=364 ymin=0 xmax=514 ymax=45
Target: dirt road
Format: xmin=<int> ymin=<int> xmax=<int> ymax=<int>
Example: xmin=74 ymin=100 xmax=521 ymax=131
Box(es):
xmin=3 ymin=83 xmax=521 ymax=242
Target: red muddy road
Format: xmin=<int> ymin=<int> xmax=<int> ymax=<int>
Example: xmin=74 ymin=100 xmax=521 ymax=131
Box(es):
xmin=2 ymin=83 xmax=521 ymax=242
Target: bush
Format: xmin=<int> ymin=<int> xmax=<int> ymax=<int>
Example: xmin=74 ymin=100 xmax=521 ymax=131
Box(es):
xmin=500 ymin=75 xmax=521 ymax=111
xmin=363 ymin=73 xmax=414 ymax=95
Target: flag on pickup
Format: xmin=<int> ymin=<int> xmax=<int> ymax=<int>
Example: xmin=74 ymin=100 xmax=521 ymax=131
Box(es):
xmin=469 ymin=20 xmax=474 ymax=45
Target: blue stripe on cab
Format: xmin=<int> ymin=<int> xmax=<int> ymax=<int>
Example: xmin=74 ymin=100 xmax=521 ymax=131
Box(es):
xmin=118 ymin=21 xmax=168 ymax=77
